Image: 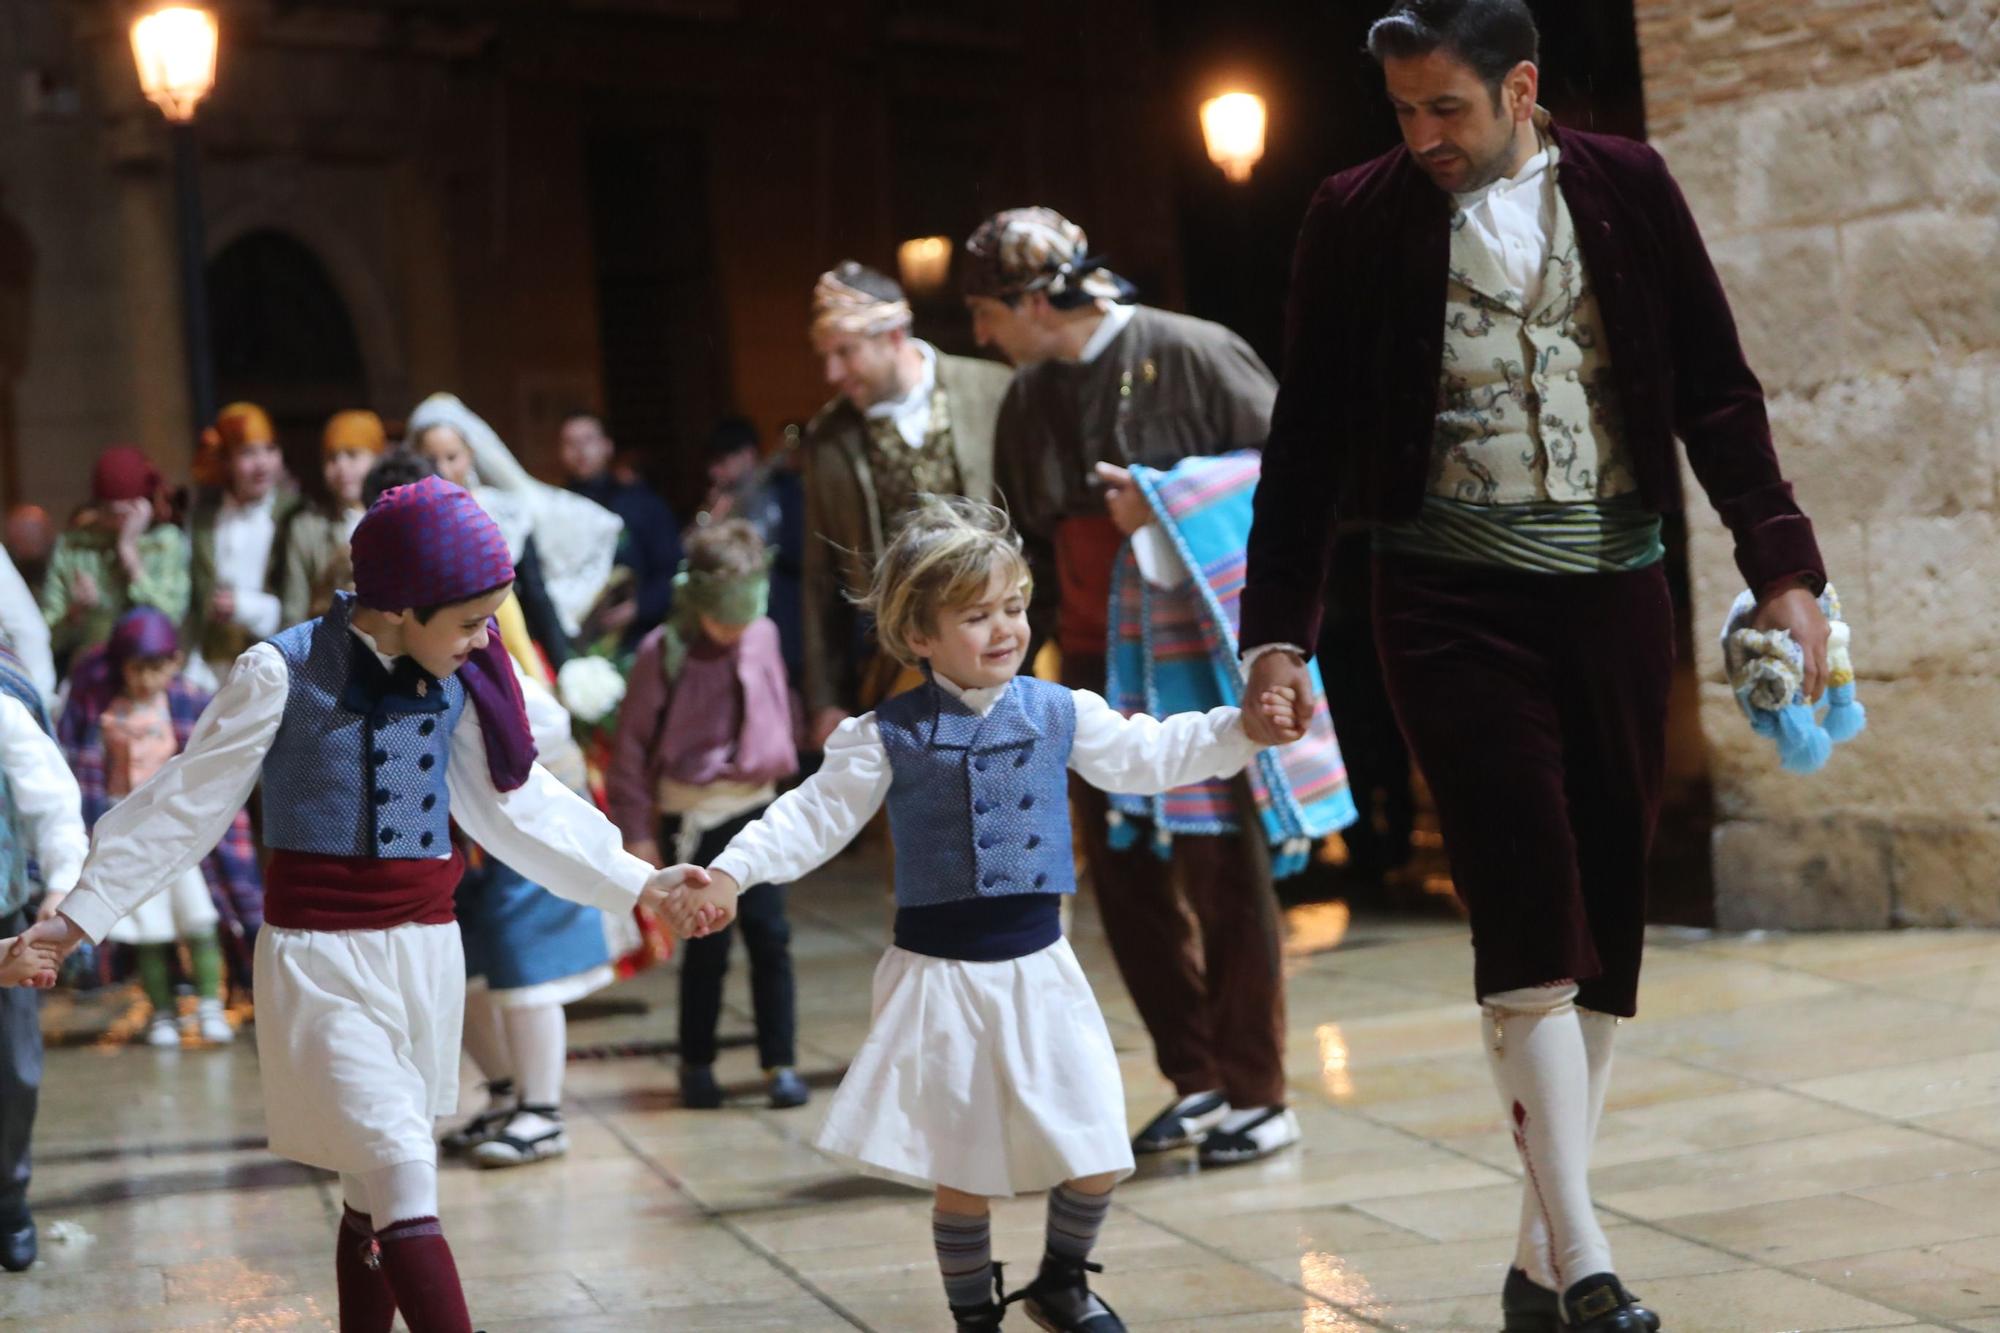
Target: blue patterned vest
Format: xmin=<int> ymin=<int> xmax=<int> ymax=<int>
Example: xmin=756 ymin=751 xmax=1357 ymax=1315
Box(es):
xmin=876 ymin=676 xmax=1077 ymax=909
xmin=263 ymin=593 xmax=465 ymax=859
xmin=0 ymin=645 xmax=48 ymax=916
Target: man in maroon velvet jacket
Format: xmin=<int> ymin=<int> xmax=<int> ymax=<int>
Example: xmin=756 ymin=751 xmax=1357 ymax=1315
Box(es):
xmin=1241 ymin=3 xmax=1831 ymax=1331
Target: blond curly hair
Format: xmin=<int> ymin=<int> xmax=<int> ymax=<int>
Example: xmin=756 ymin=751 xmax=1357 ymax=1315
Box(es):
xmin=854 ymin=494 xmax=1032 ymax=667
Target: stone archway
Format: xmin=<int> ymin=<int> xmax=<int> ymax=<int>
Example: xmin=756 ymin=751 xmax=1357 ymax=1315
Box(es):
xmin=205 ymin=229 xmax=371 ymax=494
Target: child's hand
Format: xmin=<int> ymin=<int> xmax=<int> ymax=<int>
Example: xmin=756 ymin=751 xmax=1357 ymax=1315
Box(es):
xmin=0 ymin=935 xmax=62 ymax=988
xmin=638 ymin=863 xmax=703 ymax=916
xmin=1256 ymin=684 xmax=1306 ymax=744
xmin=669 ymin=871 xmax=742 ymax=940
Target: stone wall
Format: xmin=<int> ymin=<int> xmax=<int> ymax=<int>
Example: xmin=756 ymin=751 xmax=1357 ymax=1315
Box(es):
xmin=1636 ymin=1 xmax=2000 ymax=927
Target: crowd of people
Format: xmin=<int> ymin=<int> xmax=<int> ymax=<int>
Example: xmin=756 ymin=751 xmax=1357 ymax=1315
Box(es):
xmin=0 ymin=3 xmax=1842 ymax=1331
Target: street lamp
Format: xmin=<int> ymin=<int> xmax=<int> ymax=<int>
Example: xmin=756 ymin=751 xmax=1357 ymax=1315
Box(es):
xmin=1200 ymin=92 xmax=1267 ymax=184
xmin=131 ymin=4 xmax=220 ymax=428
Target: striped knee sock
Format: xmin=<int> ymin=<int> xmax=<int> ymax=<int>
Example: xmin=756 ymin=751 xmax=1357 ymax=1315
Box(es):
xmin=933 ymin=1209 xmax=994 ymax=1309
xmin=1046 ymin=1183 xmax=1113 ymax=1263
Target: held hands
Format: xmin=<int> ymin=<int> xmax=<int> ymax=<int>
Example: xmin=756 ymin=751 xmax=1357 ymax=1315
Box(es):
xmin=3 ymin=913 xmax=87 ymax=988
xmin=1752 ymin=583 xmax=1832 ymax=702
xmin=1094 ymin=463 xmax=1153 ymax=536
xmin=211 ymin=586 xmax=237 ymax=622
xmin=1242 ymin=650 xmax=1313 ymax=746
xmin=0 ymin=935 xmax=62 ymax=989
xmin=638 ymin=864 xmax=739 ymax=939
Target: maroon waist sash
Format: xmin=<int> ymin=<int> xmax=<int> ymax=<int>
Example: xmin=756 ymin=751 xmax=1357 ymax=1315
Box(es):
xmin=263 ymin=848 xmax=465 ymax=931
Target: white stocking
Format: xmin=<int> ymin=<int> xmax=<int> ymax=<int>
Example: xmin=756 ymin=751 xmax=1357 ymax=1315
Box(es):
xmin=1514 ymin=1006 xmax=1619 ymax=1288
xmin=461 ymin=986 xmax=514 ymax=1105
xmin=1483 ymin=983 xmax=1612 ymax=1292
xmin=500 ymin=1001 xmax=566 ymax=1108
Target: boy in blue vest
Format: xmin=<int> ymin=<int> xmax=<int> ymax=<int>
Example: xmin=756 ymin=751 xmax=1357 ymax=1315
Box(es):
xmin=22 ymin=476 xmax=706 ymax=1332
xmin=663 ymin=495 xmax=1294 ymax=1333
xmin=0 ymin=639 xmax=87 ymax=1274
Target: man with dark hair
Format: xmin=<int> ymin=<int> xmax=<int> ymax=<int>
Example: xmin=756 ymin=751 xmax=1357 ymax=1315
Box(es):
xmin=1241 ymin=2 xmax=1830 ymax=1329
xmin=965 ymin=206 xmax=1300 ymax=1171
xmin=558 ymin=411 xmax=684 ymax=648
xmin=799 ymin=261 xmax=1011 ymax=743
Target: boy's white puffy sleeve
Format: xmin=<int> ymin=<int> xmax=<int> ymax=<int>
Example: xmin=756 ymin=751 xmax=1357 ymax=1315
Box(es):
xmin=1066 ymin=689 xmax=1260 ymax=795
xmin=709 ymin=714 xmax=890 ymax=891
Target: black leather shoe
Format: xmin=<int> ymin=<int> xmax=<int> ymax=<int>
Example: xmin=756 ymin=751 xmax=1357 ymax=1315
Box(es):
xmin=1560 ymin=1272 xmax=1660 ymax=1332
xmin=0 ymin=1214 xmax=35 ymax=1272
xmin=1013 ymin=1254 xmax=1124 ymax=1332
xmin=1502 ymin=1265 xmax=1559 ymax=1331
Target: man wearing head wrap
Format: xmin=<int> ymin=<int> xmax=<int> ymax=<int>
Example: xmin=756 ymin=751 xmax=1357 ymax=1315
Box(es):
xmin=186 ymin=402 xmax=300 ymax=681
xmin=277 ymin=409 xmax=388 ymax=627
xmin=963 ymin=206 xmax=1300 ymax=1170
xmin=39 ymin=445 xmax=191 ymax=670
xmin=799 ymin=260 xmax=1013 ymax=748
xmin=23 ymin=475 xmax=704 ymax=1331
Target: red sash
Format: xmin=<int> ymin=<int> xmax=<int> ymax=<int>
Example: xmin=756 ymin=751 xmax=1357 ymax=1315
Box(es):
xmin=263 ymin=848 xmax=465 ymax=931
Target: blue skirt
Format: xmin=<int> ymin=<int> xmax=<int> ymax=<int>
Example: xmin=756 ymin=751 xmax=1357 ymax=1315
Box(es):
xmin=456 ymin=858 xmax=613 ymax=1001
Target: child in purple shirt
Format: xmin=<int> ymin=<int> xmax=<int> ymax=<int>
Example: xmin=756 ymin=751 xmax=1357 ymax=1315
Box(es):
xmin=610 ymin=519 xmax=804 ymax=1108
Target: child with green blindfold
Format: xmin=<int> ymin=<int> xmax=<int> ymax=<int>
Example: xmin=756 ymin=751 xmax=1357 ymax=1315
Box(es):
xmin=609 ymin=520 xmax=806 ymax=1109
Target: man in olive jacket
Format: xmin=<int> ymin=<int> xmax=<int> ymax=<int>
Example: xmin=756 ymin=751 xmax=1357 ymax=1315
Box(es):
xmin=799 ymin=261 xmax=1011 ymax=746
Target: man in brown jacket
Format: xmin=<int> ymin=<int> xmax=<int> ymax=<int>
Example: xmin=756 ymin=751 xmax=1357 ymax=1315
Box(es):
xmin=799 ymin=262 xmax=1012 ymax=746
xmin=964 ymin=206 xmax=1298 ymax=1169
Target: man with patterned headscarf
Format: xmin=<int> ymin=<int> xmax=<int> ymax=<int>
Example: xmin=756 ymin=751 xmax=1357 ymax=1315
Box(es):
xmin=799 ymin=261 xmax=1012 ymax=747
xmin=964 ymin=206 xmax=1300 ymax=1170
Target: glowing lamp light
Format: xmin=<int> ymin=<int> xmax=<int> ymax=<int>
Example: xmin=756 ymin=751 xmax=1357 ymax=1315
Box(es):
xmin=897 ymin=235 xmax=953 ymax=299
xmin=131 ymin=5 xmax=219 ymax=123
xmin=1200 ymin=91 xmax=1267 ymax=184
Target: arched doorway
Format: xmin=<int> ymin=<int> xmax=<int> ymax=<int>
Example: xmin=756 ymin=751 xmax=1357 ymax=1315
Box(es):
xmin=206 ymin=230 xmax=370 ymax=497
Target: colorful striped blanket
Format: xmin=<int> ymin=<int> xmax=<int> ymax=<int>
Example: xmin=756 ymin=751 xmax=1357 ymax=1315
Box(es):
xmin=1104 ymin=451 xmax=1355 ymax=877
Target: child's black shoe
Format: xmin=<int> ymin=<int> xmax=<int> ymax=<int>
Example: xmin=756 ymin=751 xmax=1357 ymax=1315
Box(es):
xmin=1014 ymin=1254 xmax=1124 ymax=1332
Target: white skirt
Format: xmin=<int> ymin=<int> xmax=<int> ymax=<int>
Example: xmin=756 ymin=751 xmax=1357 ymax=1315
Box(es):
xmin=107 ymin=866 xmax=218 ymax=946
xmin=814 ymin=937 xmax=1135 ymax=1198
xmin=255 ymin=923 xmax=465 ymax=1175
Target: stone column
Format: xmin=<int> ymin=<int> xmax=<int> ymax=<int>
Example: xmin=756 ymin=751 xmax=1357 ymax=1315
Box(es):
xmin=1636 ymin=0 xmax=2000 ymax=927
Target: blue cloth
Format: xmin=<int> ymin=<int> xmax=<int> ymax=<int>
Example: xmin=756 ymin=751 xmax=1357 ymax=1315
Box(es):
xmin=876 ymin=677 xmax=1077 ymax=909
xmin=0 ymin=645 xmax=46 ymax=916
xmin=456 ymin=857 xmax=610 ymax=992
xmin=264 ymin=594 xmax=465 ymax=858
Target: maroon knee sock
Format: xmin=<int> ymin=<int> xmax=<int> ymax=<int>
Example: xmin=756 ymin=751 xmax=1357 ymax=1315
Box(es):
xmin=374 ymin=1215 xmax=473 ymax=1333
xmin=335 ymin=1205 xmax=397 ymax=1333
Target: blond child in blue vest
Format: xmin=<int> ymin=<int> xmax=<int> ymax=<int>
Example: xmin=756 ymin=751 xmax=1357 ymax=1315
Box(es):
xmin=663 ymin=495 xmax=1295 ymax=1333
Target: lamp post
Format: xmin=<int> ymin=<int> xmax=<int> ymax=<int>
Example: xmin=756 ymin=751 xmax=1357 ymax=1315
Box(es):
xmin=131 ymin=4 xmax=220 ymax=429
